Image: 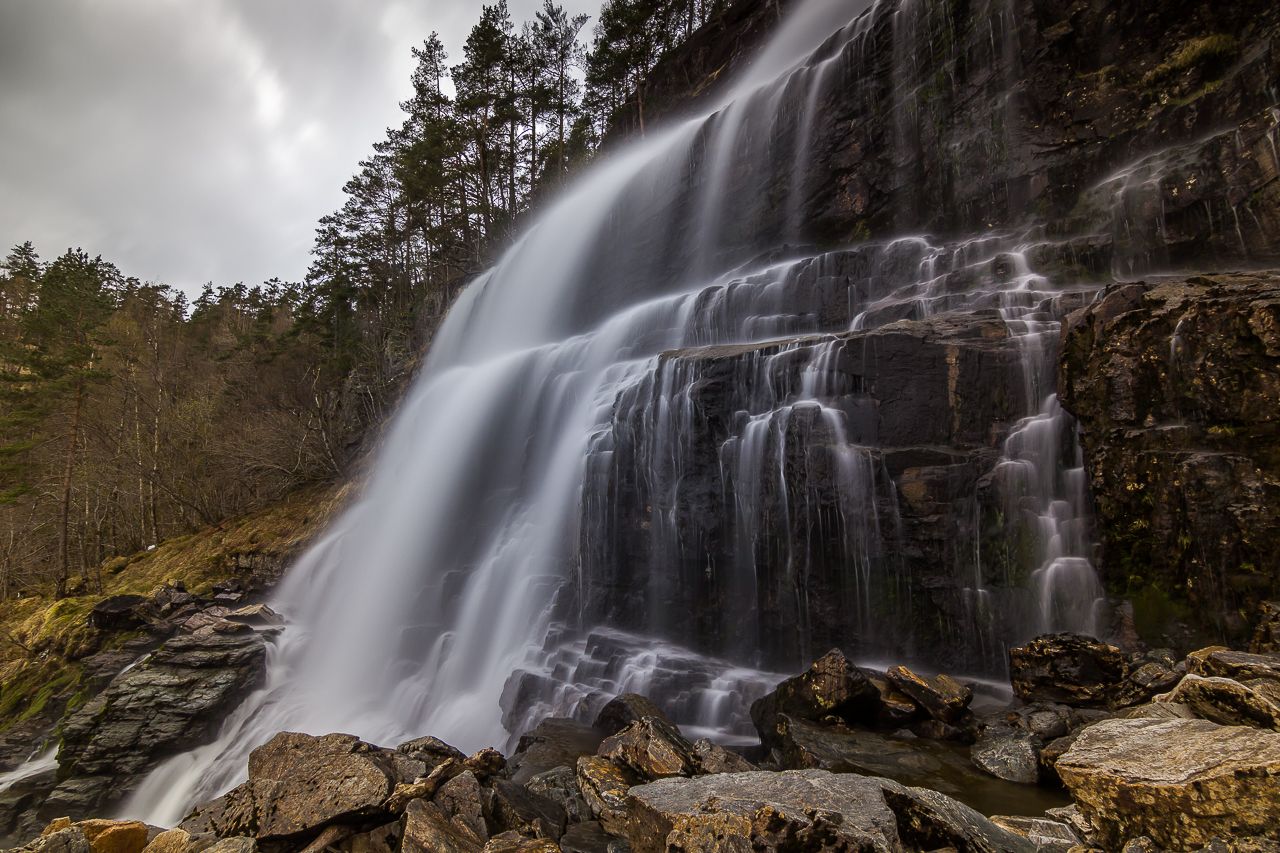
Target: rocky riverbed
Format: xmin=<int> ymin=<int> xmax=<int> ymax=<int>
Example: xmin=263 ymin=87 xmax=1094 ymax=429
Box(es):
xmin=8 ymin=610 xmax=1280 ymax=852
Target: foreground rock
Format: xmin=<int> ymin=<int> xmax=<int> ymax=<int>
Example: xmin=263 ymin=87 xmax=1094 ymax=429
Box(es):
xmin=180 ymin=732 xmax=399 ymax=845
xmin=50 ymin=631 xmax=267 ymax=817
xmin=749 ymin=649 xmax=881 ymax=748
xmin=1056 ymin=718 xmax=1280 ymax=849
xmin=1009 ymin=634 xmax=1128 ymax=706
xmin=624 ymin=769 xmax=1034 ymax=853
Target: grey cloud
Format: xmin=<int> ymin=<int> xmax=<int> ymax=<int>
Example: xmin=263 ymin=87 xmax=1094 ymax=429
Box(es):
xmin=0 ymin=0 xmax=599 ymax=296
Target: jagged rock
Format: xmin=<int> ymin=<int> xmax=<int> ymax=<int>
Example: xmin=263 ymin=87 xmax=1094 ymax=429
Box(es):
xmin=525 ymin=767 xmax=590 ymax=826
xmin=1156 ymin=674 xmax=1280 ymax=730
xmin=89 ymin=596 xmax=153 ymax=632
xmin=557 ymin=821 xmax=623 ymax=853
xmin=597 ymin=718 xmax=696 ymax=780
xmin=204 ymin=840 xmax=255 ymax=853
xmin=592 ymin=695 xmax=670 ymax=736
xmin=333 ymin=821 xmax=400 ymax=853
xmin=885 ymin=665 xmax=972 ymax=723
xmin=402 ymin=799 xmax=481 ymax=853
xmin=434 ymin=771 xmax=490 ymax=847
xmin=574 ymin=757 xmax=636 ymax=835
xmin=1253 ymin=602 xmax=1280 ymax=654
xmin=1187 ymin=647 xmax=1280 ymax=682
xmin=1056 ymin=717 xmax=1280 ymax=848
xmin=1009 ymin=634 xmax=1130 ymax=708
xmin=176 ymin=609 xmax=233 ymax=634
xmin=481 ymin=831 xmax=560 ymax=852
xmin=224 ymin=605 xmax=283 ymax=627
xmin=1002 ymin=704 xmax=1073 ymax=740
xmin=463 ymin=748 xmax=507 ymax=781
xmin=508 ymin=719 xmax=603 ymax=785
xmin=73 ymin=820 xmax=151 ymax=853
xmin=864 ymin=670 xmax=921 ymax=726
xmin=385 ymin=758 xmax=464 ymax=814
xmin=690 ymin=739 xmax=755 ymax=774
xmin=179 ymin=732 xmax=397 ymax=845
xmin=490 ymin=780 xmax=566 ymax=841
xmin=16 ymin=826 xmax=92 ymax=853
xmin=969 ymin=729 xmax=1041 ymax=784
xmin=989 ymin=816 xmax=1079 ymax=852
xmin=54 ymin=631 xmax=266 ymax=816
xmin=397 ymin=736 xmax=466 ymax=771
xmin=141 ymin=828 xmax=218 ymax=853
xmin=750 ymin=649 xmax=880 ymax=748
xmin=624 ymin=769 xmax=1034 ymax=853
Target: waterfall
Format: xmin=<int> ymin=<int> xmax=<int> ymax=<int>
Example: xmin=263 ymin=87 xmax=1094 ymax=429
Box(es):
xmin=119 ymin=0 xmax=1110 ymax=825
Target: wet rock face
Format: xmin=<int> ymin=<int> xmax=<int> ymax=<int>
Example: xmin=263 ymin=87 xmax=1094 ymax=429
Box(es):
xmin=1060 ymin=273 xmax=1280 ymax=644
xmin=51 ymin=631 xmax=267 ymax=818
xmin=1056 ymin=718 xmax=1280 ymax=849
xmin=582 ymin=310 xmax=1029 ymax=671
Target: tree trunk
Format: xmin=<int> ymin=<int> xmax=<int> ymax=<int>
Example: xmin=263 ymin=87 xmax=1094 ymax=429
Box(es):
xmin=55 ymin=375 xmax=85 ymax=599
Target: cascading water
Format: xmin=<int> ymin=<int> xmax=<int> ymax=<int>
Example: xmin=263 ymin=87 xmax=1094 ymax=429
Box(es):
xmin=117 ymin=0 xmax=1116 ymax=825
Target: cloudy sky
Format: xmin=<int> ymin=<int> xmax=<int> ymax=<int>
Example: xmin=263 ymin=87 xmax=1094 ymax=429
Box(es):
xmin=0 ymin=0 xmax=599 ymax=296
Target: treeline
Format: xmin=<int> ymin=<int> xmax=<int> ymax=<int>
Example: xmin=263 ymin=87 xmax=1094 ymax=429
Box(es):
xmin=0 ymin=244 xmax=349 ymax=598
xmin=306 ymin=0 xmax=732 ymax=350
xmin=0 ymin=0 xmax=731 ymax=599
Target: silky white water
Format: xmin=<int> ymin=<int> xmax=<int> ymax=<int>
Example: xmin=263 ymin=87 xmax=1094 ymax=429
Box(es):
xmin=118 ymin=0 xmax=1108 ymax=824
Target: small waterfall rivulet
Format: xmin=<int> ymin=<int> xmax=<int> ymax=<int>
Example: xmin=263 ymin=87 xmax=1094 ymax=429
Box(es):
xmin=116 ymin=0 xmax=1126 ymax=823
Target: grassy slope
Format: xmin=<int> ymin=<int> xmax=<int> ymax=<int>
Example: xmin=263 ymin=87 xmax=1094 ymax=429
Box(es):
xmin=0 ymin=483 xmax=348 ymax=732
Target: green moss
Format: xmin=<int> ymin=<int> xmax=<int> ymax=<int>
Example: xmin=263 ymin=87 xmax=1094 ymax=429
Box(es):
xmin=0 ymin=483 xmax=344 ymax=734
xmin=1142 ymin=34 xmax=1239 ymax=89
xmin=1129 ymin=582 xmax=1192 ymax=642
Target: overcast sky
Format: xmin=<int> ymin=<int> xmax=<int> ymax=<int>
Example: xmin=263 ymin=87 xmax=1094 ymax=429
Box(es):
xmin=0 ymin=0 xmax=599 ymax=296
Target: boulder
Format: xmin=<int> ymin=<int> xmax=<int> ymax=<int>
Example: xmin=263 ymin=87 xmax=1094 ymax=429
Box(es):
xmin=574 ymin=757 xmax=636 ymax=835
xmin=525 ymin=767 xmax=591 ymax=825
xmin=557 ymin=821 xmax=621 ymax=853
xmin=397 ymin=736 xmax=466 ymax=772
xmin=1056 ymin=718 xmax=1280 ymax=849
xmin=507 ymin=719 xmax=603 ymax=785
xmin=885 ymin=665 xmax=972 ymax=723
xmin=179 ymin=732 xmax=397 ymax=845
xmin=223 ymin=605 xmax=283 ymax=628
xmin=15 ymin=826 xmax=92 ymax=853
xmin=1157 ymin=674 xmax=1280 ymax=729
xmin=1253 ymin=602 xmax=1280 ymax=654
xmin=988 ymin=816 xmax=1080 ymax=852
xmin=480 ymin=832 xmax=560 ymax=852
xmin=864 ymin=671 xmax=921 ymax=726
xmin=74 ymin=820 xmax=150 ymax=853
xmin=385 ymin=758 xmax=465 ymax=814
xmin=690 ymin=739 xmax=755 ymax=775
xmin=969 ymin=730 xmax=1041 ymax=784
xmin=463 ymin=748 xmax=507 ymax=781
xmin=402 ymin=799 xmax=482 ymax=853
xmin=592 ymin=695 xmax=670 ymax=736
xmin=54 ymin=631 xmax=267 ymax=816
xmin=624 ymin=770 xmax=1034 ymax=853
xmin=89 ymin=596 xmax=152 ymax=632
xmin=1009 ymin=634 xmax=1129 ymax=708
xmin=750 ymin=649 xmax=880 ymax=748
xmin=490 ymin=779 xmax=566 ymax=841
xmin=1187 ymin=647 xmax=1280 ymax=682
xmin=141 ymin=828 xmax=218 ymax=853
xmin=597 ymin=718 xmax=696 ymax=780
xmin=434 ymin=771 xmax=490 ymax=847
